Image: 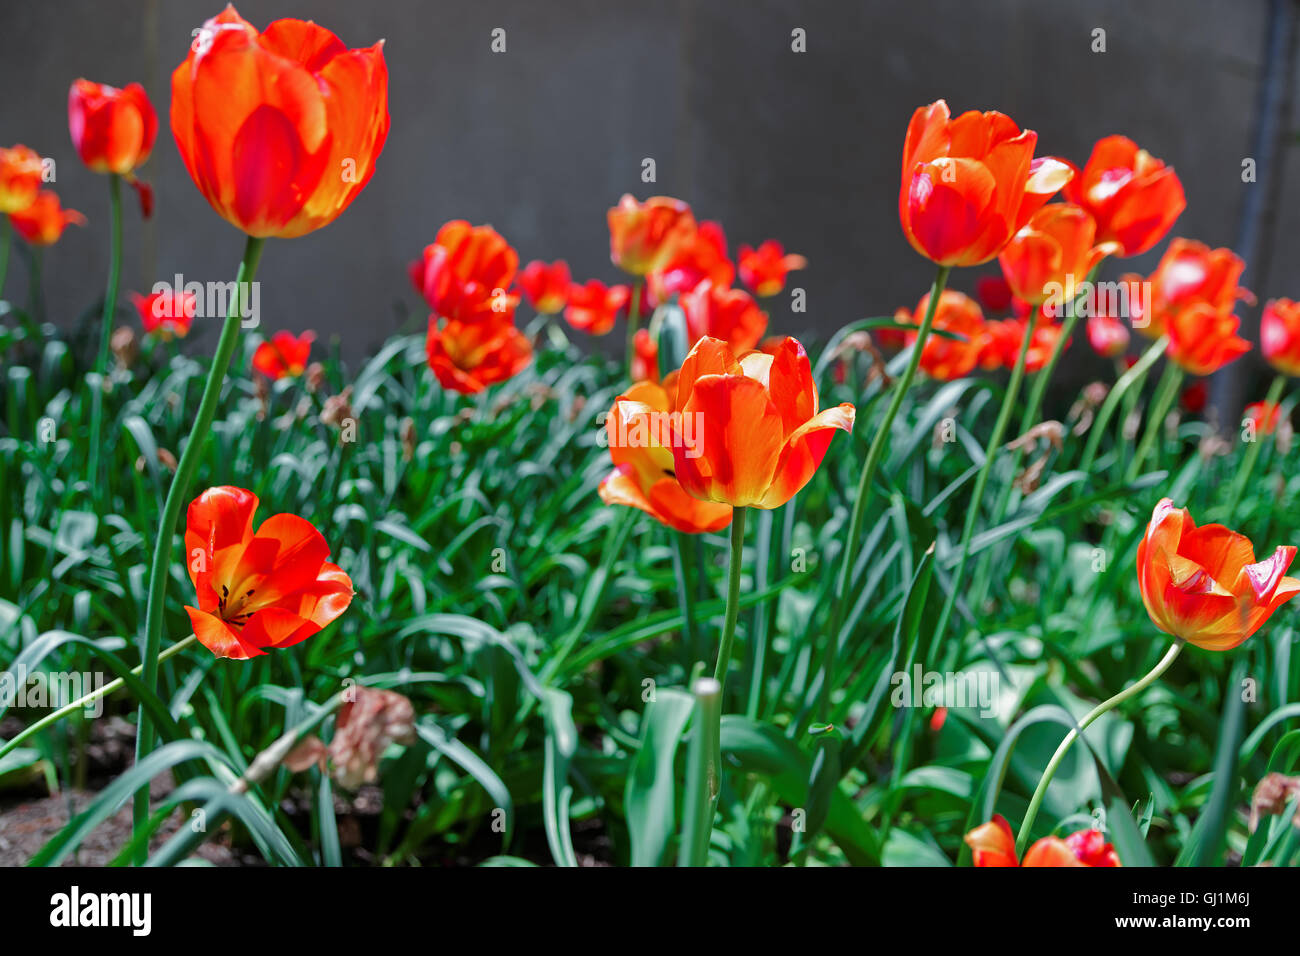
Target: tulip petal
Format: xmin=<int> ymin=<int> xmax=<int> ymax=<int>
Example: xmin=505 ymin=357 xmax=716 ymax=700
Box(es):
xmin=964 ymin=815 xmax=1017 ymax=867
xmin=1022 ymin=837 xmax=1087 ymax=867
xmin=757 ymin=403 xmax=856 ymax=509
xmin=185 ymin=606 xmax=265 ymax=660
xmin=675 ymin=373 xmax=784 ymax=507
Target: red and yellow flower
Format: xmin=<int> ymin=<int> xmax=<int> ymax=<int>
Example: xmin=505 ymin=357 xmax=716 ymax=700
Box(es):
xmin=966 ymin=815 xmax=1120 ymax=867
xmin=680 ymin=280 xmax=768 ymax=355
xmin=1127 ymin=239 xmax=1249 ymax=340
xmin=1260 ymin=298 xmax=1300 ymax=376
xmin=648 ymin=220 xmax=734 ymax=302
xmin=564 ymin=279 xmax=630 ymax=335
xmin=426 ymin=313 xmax=532 ymax=393
xmin=896 ymin=289 xmax=986 ymax=380
xmin=1062 ymin=136 xmax=1186 ymax=257
xmin=607 ymin=194 xmax=696 ymax=276
xmin=1137 ymin=498 xmax=1300 ymax=651
xmin=737 ymin=240 xmax=806 ymax=297
xmin=253 ymin=330 xmax=314 ymax=379
xmin=412 ymin=221 xmax=519 ymax=323
xmin=599 ymin=380 xmax=733 ymax=534
xmin=183 ymin=485 xmax=353 ymax=660
xmin=8 ymin=190 xmax=85 ymax=245
xmin=0 ymin=145 xmax=44 ymax=214
xmin=68 ymin=79 xmax=158 ymax=175
xmin=669 ymin=336 xmax=854 ymax=509
xmin=171 ymin=5 xmax=389 ymax=238
xmin=519 ymin=259 xmax=571 ymax=315
xmin=132 ymin=290 xmax=197 ymax=339
xmin=899 ymin=100 xmax=1072 ymax=267
xmin=998 ymin=203 xmax=1118 ymax=307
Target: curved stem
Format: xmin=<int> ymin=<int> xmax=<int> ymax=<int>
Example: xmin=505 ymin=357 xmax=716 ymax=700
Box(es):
xmin=131 ymin=234 xmax=265 ymax=863
xmin=0 ymin=636 xmax=197 ymax=762
xmin=87 ymin=174 xmax=123 ymax=493
xmin=1124 ymin=362 xmax=1184 ymax=482
xmin=820 ymin=264 xmax=950 ymax=720
xmin=1226 ymin=373 xmax=1287 ymax=513
xmin=1016 ymin=639 xmax=1184 ymax=854
xmin=1081 ymin=335 xmax=1168 ymax=471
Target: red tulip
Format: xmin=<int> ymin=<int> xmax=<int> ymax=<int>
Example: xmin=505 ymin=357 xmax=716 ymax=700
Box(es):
xmin=1127 ymin=239 xmax=1250 ymax=340
xmin=565 ymin=280 xmax=630 ymax=335
xmin=132 ymin=290 xmax=197 ymax=339
xmin=998 ymin=203 xmax=1118 ymax=307
xmin=669 ymin=336 xmax=854 ymax=508
xmin=1164 ymin=304 xmax=1250 ymax=375
xmin=412 ymin=221 xmax=520 ymax=323
xmin=600 ymin=380 xmax=733 ymax=533
xmin=737 ymin=240 xmax=807 ymax=297
xmin=183 ymin=485 xmax=353 ymax=659
xmin=1063 ymin=136 xmax=1186 ymax=257
xmin=648 ymin=220 xmax=735 ymax=301
xmin=631 ymin=328 xmax=659 ymax=383
xmin=8 ymin=190 xmax=85 ymax=245
xmin=1244 ymin=401 xmax=1282 ymax=437
xmin=680 ymin=280 xmax=768 ymax=354
xmin=426 ymin=313 xmax=532 ymax=393
xmin=1137 ymin=498 xmax=1300 ymax=651
xmin=1260 ymin=298 xmax=1300 ymax=376
xmin=1087 ymin=312 xmax=1130 ymax=359
xmin=519 ymin=259 xmax=570 ymax=315
xmin=896 ymin=289 xmax=986 ymax=380
xmin=0 ymin=145 xmax=44 ymax=214
xmin=975 ymin=274 xmax=1014 ymax=314
xmin=965 ymin=815 xmax=1120 ymax=867
xmin=253 ymin=330 xmax=314 ymax=379
xmin=68 ymin=79 xmax=158 ymax=175
xmin=171 ymin=5 xmax=389 ymax=238
xmin=607 ymin=194 xmax=696 ymax=276
xmin=900 ymin=100 xmax=1072 ymax=267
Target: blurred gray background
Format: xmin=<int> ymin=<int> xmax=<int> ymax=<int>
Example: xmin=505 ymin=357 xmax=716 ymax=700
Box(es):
xmin=2 ymin=0 xmax=1296 ymax=413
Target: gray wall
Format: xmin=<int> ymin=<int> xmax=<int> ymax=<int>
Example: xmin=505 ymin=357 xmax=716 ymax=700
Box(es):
xmin=0 ymin=0 xmax=1292 ymax=404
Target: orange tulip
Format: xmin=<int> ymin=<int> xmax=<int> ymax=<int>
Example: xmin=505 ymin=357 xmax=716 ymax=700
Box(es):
xmin=896 ymin=289 xmax=986 ymax=380
xmin=412 ymin=221 xmax=520 ymax=323
xmin=0 ymin=145 xmax=44 ymax=213
xmin=1127 ymin=239 xmax=1250 ymax=340
xmin=1260 ymin=298 xmax=1300 ymax=376
xmin=1087 ymin=312 xmax=1130 ymax=358
xmin=669 ymin=336 xmax=854 ymax=509
xmin=1137 ymin=498 xmax=1300 ymax=651
xmin=426 ymin=313 xmax=532 ymax=393
xmin=1244 ymin=401 xmax=1282 ymax=437
xmin=68 ymin=79 xmax=158 ymax=175
xmin=600 ymin=380 xmax=733 ymax=533
xmin=738 ymin=240 xmax=807 ymax=297
xmin=1063 ymin=135 xmax=1186 ymax=257
xmin=253 ymin=330 xmax=314 ymax=379
xmin=519 ymin=259 xmax=570 ymax=315
xmin=680 ymin=280 xmax=768 ymax=354
xmin=183 ymin=485 xmax=353 ymax=660
xmin=171 ymin=5 xmax=389 ymax=238
xmin=899 ymin=100 xmax=1072 ymax=267
xmin=8 ymin=190 xmax=85 ymax=245
xmin=607 ymin=194 xmax=696 ymax=276
xmin=132 ymin=290 xmax=197 ymax=339
xmin=649 ymin=220 xmax=735 ymax=301
xmin=998 ymin=203 xmax=1118 ymax=307
xmin=966 ymin=815 xmax=1120 ymax=867
xmin=565 ymin=280 xmax=630 ymax=335
xmin=1164 ymin=304 xmax=1250 ymax=375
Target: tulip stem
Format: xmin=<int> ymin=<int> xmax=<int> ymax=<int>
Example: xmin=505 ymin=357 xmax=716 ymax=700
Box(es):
xmin=131 ymin=234 xmax=265 ymax=864
xmin=1226 ymin=373 xmax=1286 ymax=514
xmin=1081 ymin=335 xmax=1169 ymax=472
xmin=87 ymin=173 xmax=122 ymax=495
xmin=0 ymin=636 xmax=197 ymax=763
xmin=820 ymin=265 xmax=950 ymax=722
xmin=1124 ymin=361 xmax=1184 ymax=482
xmin=1016 ymin=639 xmax=1184 ymax=855
xmin=929 ymin=302 xmax=1038 ymax=663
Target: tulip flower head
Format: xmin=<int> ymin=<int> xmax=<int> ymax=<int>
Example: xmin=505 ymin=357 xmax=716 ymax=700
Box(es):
xmin=184 ymin=485 xmax=353 ymax=659
xmin=519 ymin=259 xmax=571 ymax=315
xmin=1260 ymin=298 xmax=1300 ymax=376
xmin=631 ymin=328 xmax=660 ymax=383
xmin=737 ymin=240 xmax=807 ymax=297
xmin=1243 ymin=401 xmax=1282 ymax=438
xmin=0 ymin=145 xmax=45 ymax=214
xmin=253 ymin=330 xmax=314 ymax=380
xmin=564 ymin=280 xmax=630 ymax=336
xmin=896 ymin=289 xmax=986 ymax=380
xmin=966 ymin=815 xmax=1120 ymax=867
xmin=69 ymin=79 xmax=158 ymax=176
xmin=1063 ymin=136 xmax=1186 ymax=257
xmin=412 ymin=221 xmax=520 ymax=323
xmin=648 ymin=219 xmax=735 ymax=302
xmin=668 ymin=336 xmax=854 ymax=509
xmin=8 ymin=190 xmax=85 ymax=245
xmin=1128 ymin=239 xmax=1250 ymax=340
xmin=1087 ymin=312 xmax=1130 ymax=359
xmin=132 ymin=290 xmax=197 ymax=339
xmin=1137 ymin=498 xmax=1300 ymax=651
xmin=900 ymin=100 xmax=1072 ymax=267
xmin=426 ymin=313 xmax=532 ymax=394
xmin=680 ymin=280 xmax=768 ymax=355
xmin=998 ymin=203 xmax=1119 ymax=308
xmin=607 ymin=194 xmax=697 ymax=276
xmin=171 ymin=5 xmax=389 ymax=238
xmin=600 ymin=379 xmax=733 ymax=534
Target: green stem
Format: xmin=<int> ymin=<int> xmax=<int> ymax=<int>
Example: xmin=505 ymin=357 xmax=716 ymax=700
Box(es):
xmin=1016 ymin=640 xmax=1184 ymax=855
xmin=0 ymin=636 xmax=197 ymax=762
xmin=930 ymin=302 xmax=1039 ymax=655
xmin=678 ymin=676 xmax=722 ymax=867
xmin=1081 ymin=335 xmax=1168 ymax=471
xmin=672 ymin=530 xmax=701 ymax=664
xmin=131 ymin=234 xmax=265 ymax=864
xmin=819 ymin=264 xmax=950 ymax=720
xmin=1124 ymin=361 xmax=1184 ymax=482
xmin=87 ymin=174 xmax=122 ymax=492
xmin=713 ymin=507 xmax=749 ymax=691
xmin=1226 ymin=374 xmax=1287 ymax=513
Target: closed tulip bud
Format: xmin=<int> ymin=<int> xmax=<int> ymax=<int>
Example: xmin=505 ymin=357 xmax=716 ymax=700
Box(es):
xmin=1063 ymin=136 xmax=1186 ymax=257
xmin=607 ymin=194 xmax=696 ymax=276
xmin=68 ymin=79 xmax=158 ymax=176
